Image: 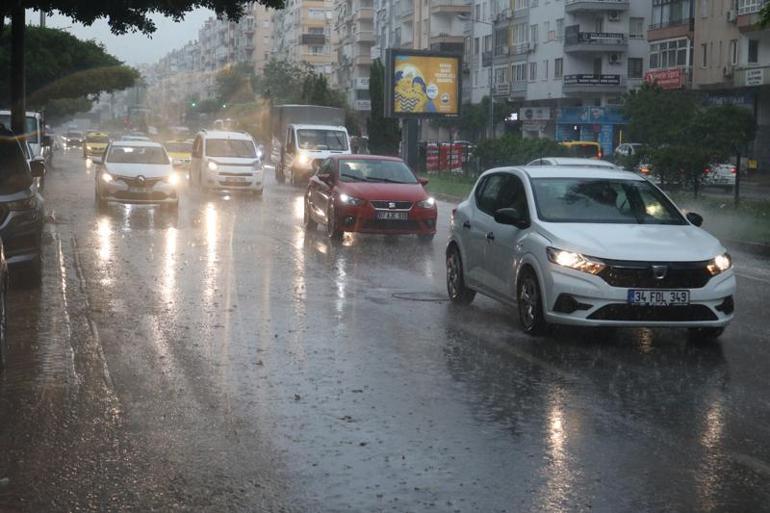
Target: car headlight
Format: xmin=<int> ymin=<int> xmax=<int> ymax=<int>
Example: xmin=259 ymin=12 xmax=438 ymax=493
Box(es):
xmin=417 ymin=197 xmax=436 ymax=209
xmin=256 ymin=149 xmax=264 ymax=159
xmin=208 ymin=161 xmax=218 ymax=171
xmin=546 ymin=247 xmax=606 ymax=275
xmin=101 ymin=171 xmax=113 ymax=183
xmin=296 ymin=153 xmax=310 ymax=167
xmin=339 ymin=193 xmax=364 ymax=206
xmin=6 ymin=197 xmax=38 ymax=211
xmin=707 ymin=253 xmax=732 ymax=276
xmin=166 ymin=172 xmax=181 ymax=187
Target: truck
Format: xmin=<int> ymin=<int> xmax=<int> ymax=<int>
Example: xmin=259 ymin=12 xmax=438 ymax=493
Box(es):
xmin=270 ymin=104 xmax=351 ymax=184
xmin=0 ymin=110 xmax=53 ymax=165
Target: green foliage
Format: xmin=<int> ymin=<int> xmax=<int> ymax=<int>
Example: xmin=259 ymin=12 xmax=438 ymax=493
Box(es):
xmin=689 ymin=104 xmax=756 ymax=156
xmin=430 ymin=97 xmax=515 ymax=142
xmin=367 ymin=59 xmax=400 ymax=155
xmin=215 ymin=63 xmax=256 ymax=105
xmin=43 ymin=97 xmax=93 ymax=122
xmin=622 ymin=82 xmax=698 ymax=147
xmin=474 ymin=135 xmax=567 ymax=169
xmin=254 ymin=58 xmax=312 ymax=104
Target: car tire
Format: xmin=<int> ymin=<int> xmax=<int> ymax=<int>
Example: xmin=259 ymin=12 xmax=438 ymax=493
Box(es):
xmin=517 ymin=269 xmax=548 ymax=335
xmin=327 ymin=204 xmax=343 ymax=241
xmin=304 ymin=199 xmax=317 ymax=230
xmin=446 ymin=245 xmax=475 ymax=305
xmin=0 ymin=276 xmax=7 ymax=369
xmin=688 ymin=327 xmax=725 ymax=340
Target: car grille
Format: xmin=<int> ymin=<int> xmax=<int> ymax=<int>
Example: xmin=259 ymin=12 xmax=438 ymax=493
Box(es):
xmin=117 ymin=176 xmax=164 ymax=188
xmin=370 ymin=200 xmax=413 ymax=210
xmin=218 ymin=181 xmax=250 ymax=187
xmin=113 ymin=191 xmax=170 ymax=201
xmin=363 ymin=219 xmax=420 ymax=231
xmin=588 ymin=304 xmax=717 ymax=322
xmin=598 ymin=259 xmax=712 ymax=289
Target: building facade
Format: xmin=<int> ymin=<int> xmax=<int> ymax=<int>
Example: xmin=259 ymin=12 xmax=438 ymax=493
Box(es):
xmin=271 ymin=0 xmax=337 ymax=76
xmin=334 ymin=0 xmax=376 ymax=112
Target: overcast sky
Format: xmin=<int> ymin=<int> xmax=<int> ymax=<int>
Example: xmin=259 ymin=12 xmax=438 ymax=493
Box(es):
xmin=41 ymin=9 xmax=215 ymax=66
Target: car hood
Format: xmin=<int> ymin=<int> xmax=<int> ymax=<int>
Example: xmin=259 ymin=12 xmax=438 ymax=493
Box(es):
xmin=105 ymin=163 xmax=173 ymax=178
xmin=340 ymin=182 xmax=429 ymax=201
xmin=537 ymin=222 xmax=725 ymax=262
xmin=208 ymin=157 xmax=259 ymax=166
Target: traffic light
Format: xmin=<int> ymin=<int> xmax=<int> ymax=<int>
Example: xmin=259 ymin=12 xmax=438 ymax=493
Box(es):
xmin=191 ymin=101 xmax=197 ymax=108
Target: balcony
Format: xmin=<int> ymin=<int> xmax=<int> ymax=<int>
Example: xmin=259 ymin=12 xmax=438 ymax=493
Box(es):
xmin=737 ymin=0 xmax=768 ymax=32
xmin=430 ymin=0 xmax=472 ymax=15
xmin=493 ymin=83 xmax=510 ymax=97
xmin=647 ymin=18 xmax=694 ymax=41
xmin=429 ymin=34 xmax=465 ymax=45
xmin=301 ymin=33 xmax=326 ymax=45
xmin=564 ymin=27 xmax=628 ymax=52
xmin=482 ymin=51 xmax=493 ymax=67
xmin=354 ymin=54 xmax=373 ymax=66
xmin=563 ymin=74 xmax=627 ymax=94
xmin=354 ymin=8 xmax=374 ymax=20
xmin=734 ymin=64 xmax=770 ymax=87
xmin=355 ymin=29 xmax=376 ymax=42
xmin=510 ymin=80 xmax=527 ymax=99
xmin=565 ymin=0 xmax=629 ymax=13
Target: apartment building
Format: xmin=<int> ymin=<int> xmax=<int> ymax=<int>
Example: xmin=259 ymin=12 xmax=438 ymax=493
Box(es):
xmin=271 ymin=0 xmax=337 ymax=77
xmin=693 ymin=0 xmax=770 ymax=167
xmin=645 ymin=0 xmax=695 ymax=89
xmin=464 ymin=0 xmax=493 ymax=103
xmin=334 ymin=0 xmax=376 ymax=112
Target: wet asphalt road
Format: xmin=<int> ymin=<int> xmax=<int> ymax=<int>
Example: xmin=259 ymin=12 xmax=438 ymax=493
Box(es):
xmin=2 ymin=151 xmax=770 ymax=513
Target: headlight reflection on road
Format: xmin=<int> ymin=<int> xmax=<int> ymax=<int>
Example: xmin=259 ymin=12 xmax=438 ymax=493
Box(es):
xmin=293 ymin=195 xmax=304 ymax=221
xmin=537 ymin=387 xmax=576 ymax=512
xmin=204 ymin=202 xmax=219 ymax=305
xmin=696 ymin=394 xmax=726 ymax=512
xmin=96 ymin=216 xmax=112 ymax=268
xmin=162 ymin=227 xmax=178 ymax=305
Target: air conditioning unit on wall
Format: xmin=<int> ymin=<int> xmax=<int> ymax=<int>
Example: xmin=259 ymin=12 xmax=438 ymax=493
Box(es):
xmin=609 ymin=53 xmax=621 ymax=65
xmin=607 ymin=11 xmax=620 ymax=22
xmin=727 ymin=10 xmax=737 ymax=23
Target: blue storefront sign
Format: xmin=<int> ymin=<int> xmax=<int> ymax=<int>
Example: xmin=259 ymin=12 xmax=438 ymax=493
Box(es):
xmin=556 ymin=106 xmax=627 ymax=157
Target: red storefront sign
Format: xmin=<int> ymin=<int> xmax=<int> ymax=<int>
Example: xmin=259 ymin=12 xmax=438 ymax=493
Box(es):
xmin=644 ymin=68 xmax=684 ymax=89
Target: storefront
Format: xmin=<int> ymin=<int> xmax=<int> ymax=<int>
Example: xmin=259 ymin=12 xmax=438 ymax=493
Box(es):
xmin=555 ymin=106 xmax=626 ymax=158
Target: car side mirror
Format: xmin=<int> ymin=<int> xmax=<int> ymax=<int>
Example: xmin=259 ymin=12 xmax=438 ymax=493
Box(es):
xmin=418 ymin=177 xmax=429 ymax=186
xmin=494 ymin=207 xmax=530 ymax=229
xmin=30 ymin=157 xmax=46 ymax=178
xmin=319 ymin=174 xmax=334 ymax=185
xmin=686 ymin=212 xmax=703 ymax=227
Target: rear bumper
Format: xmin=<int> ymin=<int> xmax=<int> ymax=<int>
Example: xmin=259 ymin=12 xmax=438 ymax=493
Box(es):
xmin=336 ymin=204 xmax=437 ymax=235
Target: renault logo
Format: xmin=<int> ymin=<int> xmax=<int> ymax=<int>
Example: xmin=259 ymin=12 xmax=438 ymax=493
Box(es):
xmin=652 ymin=265 xmax=668 ymax=280
xmin=137 ymin=175 xmax=145 ymax=184
xmin=388 ymin=202 xmax=396 ymax=209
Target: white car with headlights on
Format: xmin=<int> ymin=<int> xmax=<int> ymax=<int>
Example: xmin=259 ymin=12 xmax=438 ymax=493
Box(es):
xmin=446 ymin=165 xmax=735 ymax=339
xmin=94 ymin=141 xmax=181 ymax=210
xmin=190 ymin=130 xmax=263 ymax=194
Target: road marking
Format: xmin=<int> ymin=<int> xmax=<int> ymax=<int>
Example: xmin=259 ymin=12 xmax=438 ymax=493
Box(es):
xmin=735 ymin=271 xmax=770 ymax=285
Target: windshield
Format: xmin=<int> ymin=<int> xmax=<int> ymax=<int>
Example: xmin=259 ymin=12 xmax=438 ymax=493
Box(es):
xmin=87 ymin=135 xmax=109 ymax=144
xmin=531 ymin=178 xmax=686 ymax=224
xmin=0 ymin=115 xmax=40 ymax=143
xmin=66 ymin=131 xmax=83 ymax=139
xmin=165 ymin=142 xmax=193 ymax=153
xmin=106 ymin=146 xmax=169 ymax=165
xmin=206 ymin=139 xmax=256 ymax=158
xmin=297 ymin=129 xmax=348 ymax=151
xmin=338 ymin=159 xmax=418 ymax=184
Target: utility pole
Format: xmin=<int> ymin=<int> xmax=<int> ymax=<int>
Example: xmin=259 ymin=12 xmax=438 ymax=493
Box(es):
xmin=40 ymin=11 xmax=46 ymax=28
xmin=488 ymin=67 xmax=494 ymax=139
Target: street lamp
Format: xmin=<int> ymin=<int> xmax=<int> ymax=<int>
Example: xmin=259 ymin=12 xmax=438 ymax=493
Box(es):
xmin=458 ymin=14 xmax=495 ymax=139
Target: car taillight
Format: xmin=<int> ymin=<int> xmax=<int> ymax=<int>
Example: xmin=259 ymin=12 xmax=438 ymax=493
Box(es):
xmin=451 ymin=208 xmax=456 ymax=224
xmin=730 ymin=167 xmax=737 ymax=174
xmin=597 ymin=150 xmax=603 ymax=159
xmin=703 ymin=167 xmax=710 ymax=175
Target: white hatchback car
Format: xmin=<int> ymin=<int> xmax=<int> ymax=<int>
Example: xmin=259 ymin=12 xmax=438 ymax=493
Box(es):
xmin=446 ymin=166 xmax=735 ymax=338
xmin=94 ymin=141 xmax=181 ymax=210
xmin=527 ymin=157 xmax=622 ymax=170
xmin=190 ymin=130 xmax=263 ymax=194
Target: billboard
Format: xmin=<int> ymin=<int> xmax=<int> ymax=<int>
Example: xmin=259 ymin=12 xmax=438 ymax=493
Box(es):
xmin=385 ymin=49 xmax=461 ymax=118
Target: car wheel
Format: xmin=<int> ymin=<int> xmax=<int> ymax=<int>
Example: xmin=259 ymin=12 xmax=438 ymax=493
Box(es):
xmin=517 ymin=269 xmax=548 ymax=335
xmin=304 ymin=198 xmax=317 ymax=229
xmin=446 ymin=246 xmax=475 ymax=305
xmin=327 ymin=204 xmax=343 ymax=241
xmin=0 ymin=276 xmax=7 ymax=369
xmin=688 ymin=327 xmax=725 ymax=340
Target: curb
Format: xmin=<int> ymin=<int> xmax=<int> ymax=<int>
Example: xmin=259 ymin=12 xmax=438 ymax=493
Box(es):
xmin=725 ymin=239 xmax=770 ymax=258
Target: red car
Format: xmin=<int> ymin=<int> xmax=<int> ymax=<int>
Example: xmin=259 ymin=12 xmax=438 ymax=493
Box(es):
xmin=304 ymin=155 xmax=438 ymax=241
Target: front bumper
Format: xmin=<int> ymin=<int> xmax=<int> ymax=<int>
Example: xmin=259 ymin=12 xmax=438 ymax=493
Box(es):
xmin=542 ymin=265 xmax=736 ymax=328
xmin=84 ymin=146 xmax=107 ymax=157
xmin=204 ymin=168 xmax=263 ymax=192
xmin=0 ymin=209 xmax=44 ymax=265
xmin=335 ymin=203 xmax=437 ymax=235
xmin=101 ymin=179 xmax=179 ymax=205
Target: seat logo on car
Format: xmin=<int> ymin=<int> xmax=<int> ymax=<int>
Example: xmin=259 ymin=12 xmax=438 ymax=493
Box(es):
xmin=388 ymin=202 xmax=396 ymax=209
xmin=652 ymin=265 xmax=668 ymax=280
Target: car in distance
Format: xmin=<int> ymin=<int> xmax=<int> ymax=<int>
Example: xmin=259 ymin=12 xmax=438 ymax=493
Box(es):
xmin=559 ymin=140 xmax=603 ymax=159
xmin=702 ymin=163 xmax=736 ymax=190
xmin=614 ymin=143 xmax=643 ymax=159
xmin=446 ymin=165 xmax=735 ymax=339
xmin=83 ymin=131 xmax=110 ymax=158
xmin=190 ymin=130 xmax=263 ymax=194
xmin=164 ymin=140 xmax=193 ymax=172
xmin=527 ymin=157 xmax=622 ymax=170
xmin=304 ymin=155 xmax=437 ymax=241
xmin=62 ymin=129 xmax=84 ymax=150
xmin=0 ymin=127 xmax=46 ymax=284
xmin=94 ymin=141 xmax=180 ymax=210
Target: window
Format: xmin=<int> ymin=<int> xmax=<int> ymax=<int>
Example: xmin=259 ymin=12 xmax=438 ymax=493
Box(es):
xmin=311 ymin=45 xmax=324 ymax=54
xmin=494 ymin=28 xmax=508 ymax=56
xmin=484 ymin=35 xmax=492 ymax=52
xmin=529 ymin=62 xmax=537 ymax=81
xmin=699 ymin=0 xmax=709 ymax=17
xmin=475 ymin=174 xmax=507 ymax=215
xmin=630 ymin=18 xmax=644 ymax=39
xmin=512 ymin=22 xmax=528 ymax=44
xmin=628 ymin=57 xmax=643 ymax=78
xmin=495 ymin=67 xmax=507 ymax=84
xmin=475 ymin=3 xmax=481 ymax=21
xmin=543 ymin=59 xmax=548 ymax=80
xmin=543 ymin=21 xmax=550 ymax=42
xmin=514 ymin=0 xmax=528 ymax=9
xmin=512 ymin=62 xmax=527 ymax=82
xmin=474 ymin=37 xmax=480 ymax=55
xmin=556 ymin=18 xmax=564 ymax=41
xmin=749 ymin=39 xmax=759 ymax=63
xmin=554 ymin=57 xmax=563 ymax=79
xmin=476 ymin=174 xmax=526 ymax=217
xmin=530 ymin=24 xmax=538 ymax=45
xmin=649 ymin=38 xmax=689 ymax=69
xmin=730 ymin=39 xmax=738 ymax=65
xmin=701 ymin=43 xmax=707 ymax=67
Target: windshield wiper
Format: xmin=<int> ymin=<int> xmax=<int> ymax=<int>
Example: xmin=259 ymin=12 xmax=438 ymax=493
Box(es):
xmin=340 ymin=172 xmax=364 ymax=182
xmin=366 ymin=177 xmax=407 ymax=184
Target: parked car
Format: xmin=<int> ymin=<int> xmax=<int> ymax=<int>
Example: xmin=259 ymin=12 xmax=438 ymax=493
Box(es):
xmin=702 ymin=163 xmax=736 ymax=190
xmin=190 ymin=130 xmax=264 ymax=194
xmin=614 ymin=143 xmax=643 ymax=159
xmin=0 ymin=128 xmax=46 ymax=284
xmin=0 ymin=238 xmax=8 ymax=368
xmin=304 ymin=155 xmax=437 ymax=241
xmin=527 ymin=157 xmax=622 ymax=170
xmin=446 ymin=165 xmax=735 ymax=339
xmin=94 ymin=140 xmax=180 ymax=210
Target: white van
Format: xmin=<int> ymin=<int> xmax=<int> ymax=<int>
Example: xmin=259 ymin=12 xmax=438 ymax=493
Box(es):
xmin=190 ymin=130 xmax=264 ymax=194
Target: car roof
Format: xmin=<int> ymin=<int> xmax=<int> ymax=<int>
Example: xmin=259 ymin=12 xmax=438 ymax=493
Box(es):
xmin=542 ymin=157 xmax=619 ymax=168
xmin=200 ymin=130 xmax=253 ymax=140
xmin=330 ymin=154 xmax=403 ymax=162
xmin=293 ymin=124 xmax=347 ymax=131
xmin=487 ymin=165 xmax=645 ymax=181
xmin=110 ymin=140 xmax=163 ymax=148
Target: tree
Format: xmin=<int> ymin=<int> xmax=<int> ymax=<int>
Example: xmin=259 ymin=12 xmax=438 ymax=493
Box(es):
xmin=254 ymin=58 xmax=310 ymax=104
xmin=474 ymin=135 xmax=567 ymax=169
xmin=367 ymin=59 xmax=399 ymax=155
xmin=1 ymin=0 xmax=282 ymax=134
xmin=622 ymin=82 xmax=698 ymax=148
xmin=215 ymin=63 xmax=256 ymax=105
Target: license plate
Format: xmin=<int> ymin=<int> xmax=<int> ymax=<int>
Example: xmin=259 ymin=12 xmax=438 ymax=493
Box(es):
xmin=128 ymin=187 xmax=146 ymax=193
xmin=627 ymin=289 xmax=690 ymax=306
xmin=376 ymin=211 xmax=408 ymax=220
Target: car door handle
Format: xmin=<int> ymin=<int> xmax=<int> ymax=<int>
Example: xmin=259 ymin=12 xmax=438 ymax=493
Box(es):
xmin=462 ymin=221 xmax=471 ymax=229
xmin=486 ymin=231 xmax=495 ymax=241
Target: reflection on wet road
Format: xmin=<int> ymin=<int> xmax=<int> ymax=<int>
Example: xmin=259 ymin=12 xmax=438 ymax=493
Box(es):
xmin=1 ymin=152 xmax=770 ymax=512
